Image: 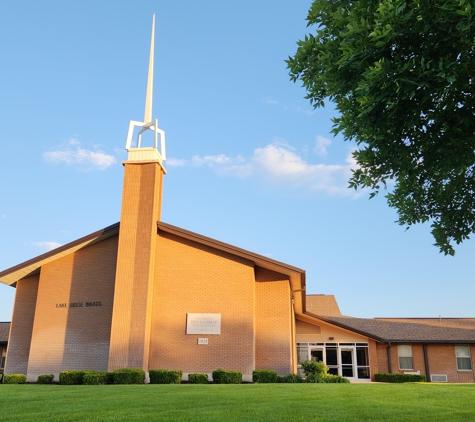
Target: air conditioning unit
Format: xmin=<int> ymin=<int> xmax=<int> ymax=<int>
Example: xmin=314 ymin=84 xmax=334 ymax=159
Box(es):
xmin=431 ymin=374 xmax=448 ymax=382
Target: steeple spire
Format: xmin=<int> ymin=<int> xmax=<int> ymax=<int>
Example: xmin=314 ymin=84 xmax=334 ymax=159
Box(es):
xmin=144 ymin=13 xmax=155 ymax=124
xmin=125 ymin=13 xmax=166 ymax=162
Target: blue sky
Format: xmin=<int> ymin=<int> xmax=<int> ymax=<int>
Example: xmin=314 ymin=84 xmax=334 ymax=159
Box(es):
xmin=1 ymin=0 xmax=474 ymax=321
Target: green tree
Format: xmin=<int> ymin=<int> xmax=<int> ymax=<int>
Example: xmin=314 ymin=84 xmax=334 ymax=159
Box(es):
xmin=287 ymin=0 xmax=475 ymax=255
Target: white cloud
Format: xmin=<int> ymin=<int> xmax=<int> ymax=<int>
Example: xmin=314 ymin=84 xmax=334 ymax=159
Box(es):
xmin=264 ymin=98 xmax=279 ymax=106
xmin=292 ymin=102 xmax=315 ymax=116
xmin=167 ymin=140 xmax=359 ymax=196
xmin=166 ymin=157 xmax=188 ymax=167
xmin=191 ymin=154 xmax=234 ymax=166
xmin=32 ymin=241 xmax=62 ymax=251
xmin=44 ymin=138 xmax=116 ymax=170
xmin=314 ymin=135 xmax=332 ymax=156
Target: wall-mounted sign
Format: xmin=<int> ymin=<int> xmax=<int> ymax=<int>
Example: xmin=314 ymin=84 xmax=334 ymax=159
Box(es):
xmin=55 ymin=301 xmax=102 ymax=309
xmin=197 ymin=338 xmax=208 ymax=345
xmin=186 ymin=313 xmax=221 ymax=335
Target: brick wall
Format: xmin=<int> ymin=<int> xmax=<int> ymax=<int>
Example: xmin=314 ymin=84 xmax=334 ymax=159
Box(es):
xmin=108 ymin=161 xmax=163 ymax=371
xmin=149 ymin=232 xmax=256 ymax=378
xmin=4 ymin=275 xmax=39 ymax=376
xmin=368 ymin=339 xmax=379 ymax=380
xmin=427 ymin=344 xmax=475 ymax=383
xmin=255 ymin=267 xmax=292 ymax=375
xmin=26 ymin=236 xmax=118 ymax=381
xmin=376 ymin=342 xmax=389 ymax=374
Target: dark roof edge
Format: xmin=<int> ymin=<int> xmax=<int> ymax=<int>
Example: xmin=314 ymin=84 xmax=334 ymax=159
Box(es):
xmin=0 ymin=223 xmax=120 ymax=279
xmin=157 ymin=221 xmax=305 ymax=274
xmin=375 ymin=317 xmax=475 ymax=320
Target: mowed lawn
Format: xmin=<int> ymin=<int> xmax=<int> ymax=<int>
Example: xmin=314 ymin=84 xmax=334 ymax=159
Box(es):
xmin=1 ymin=383 xmax=474 ymax=421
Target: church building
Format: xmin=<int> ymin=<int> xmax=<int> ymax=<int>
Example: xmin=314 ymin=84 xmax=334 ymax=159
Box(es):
xmin=1 ymin=16 xmax=474 ymax=384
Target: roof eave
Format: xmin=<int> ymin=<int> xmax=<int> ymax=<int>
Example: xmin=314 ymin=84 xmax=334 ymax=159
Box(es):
xmin=0 ymin=223 xmax=120 ymax=286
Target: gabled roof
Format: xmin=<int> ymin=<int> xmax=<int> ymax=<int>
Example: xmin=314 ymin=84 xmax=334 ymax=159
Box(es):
xmin=0 ymin=322 xmax=10 ymax=344
xmin=309 ymin=315 xmax=475 ymax=343
xmin=0 ymin=221 xmax=307 ymax=313
xmin=156 ymin=222 xmax=307 ymax=313
xmin=0 ymin=223 xmax=120 ymax=287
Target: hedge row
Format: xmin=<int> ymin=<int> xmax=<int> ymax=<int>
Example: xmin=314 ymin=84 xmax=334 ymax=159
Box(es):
xmin=212 ymin=369 xmax=242 ymax=384
xmin=374 ymin=373 xmax=426 ymax=383
xmin=149 ymin=369 xmax=182 ymax=384
xmin=3 ymin=374 xmax=27 ymax=384
xmin=3 ymin=368 xmax=350 ymax=385
xmin=59 ymin=369 xmax=143 ymax=385
xmin=252 ymin=370 xmax=278 ymax=383
xmin=188 ymin=373 xmax=209 ymax=384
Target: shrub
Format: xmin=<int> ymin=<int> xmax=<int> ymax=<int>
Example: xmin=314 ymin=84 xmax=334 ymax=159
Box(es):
xmin=324 ymin=374 xmax=350 ymax=383
xmin=304 ymin=373 xmax=325 ymax=383
xmin=280 ymin=373 xmax=303 ymax=383
xmin=83 ymin=371 xmax=111 ymax=385
xmin=374 ymin=373 xmax=426 ymax=383
xmin=300 ymin=360 xmax=328 ymax=376
xmin=113 ymin=368 xmax=145 ymax=385
xmin=149 ymin=369 xmax=182 ymax=384
xmin=212 ymin=369 xmax=242 ymax=384
xmin=3 ymin=374 xmax=27 ymax=384
xmin=252 ymin=369 xmax=278 ymax=383
xmin=37 ymin=374 xmax=54 ymax=384
xmin=59 ymin=370 xmax=87 ymax=385
xmin=188 ymin=373 xmax=209 ymax=384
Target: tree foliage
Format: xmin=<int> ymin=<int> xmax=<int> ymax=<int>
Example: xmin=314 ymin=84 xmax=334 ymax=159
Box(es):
xmin=287 ymin=0 xmax=475 ymax=255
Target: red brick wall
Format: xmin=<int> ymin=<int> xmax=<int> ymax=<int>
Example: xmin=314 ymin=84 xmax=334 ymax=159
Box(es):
xmin=149 ymin=232 xmax=256 ymax=379
xmin=26 ymin=236 xmax=118 ymax=380
xmin=427 ymin=344 xmax=475 ymax=383
xmin=4 ymin=275 xmax=39 ymax=376
xmin=255 ymin=268 xmax=292 ymax=375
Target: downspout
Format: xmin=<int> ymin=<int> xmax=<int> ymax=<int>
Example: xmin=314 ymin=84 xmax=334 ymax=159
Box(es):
xmin=291 ymin=295 xmax=297 ymax=374
xmin=423 ymin=344 xmax=430 ymax=382
xmin=387 ymin=342 xmax=392 ymax=373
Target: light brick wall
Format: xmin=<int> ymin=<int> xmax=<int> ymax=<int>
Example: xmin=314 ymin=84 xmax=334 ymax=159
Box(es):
xmin=149 ymin=232 xmax=256 ymax=377
xmin=255 ymin=267 xmax=292 ymax=375
xmin=108 ymin=161 xmax=164 ymax=371
xmin=4 ymin=275 xmax=39 ymax=376
xmin=26 ymin=236 xmax=118 ymax=380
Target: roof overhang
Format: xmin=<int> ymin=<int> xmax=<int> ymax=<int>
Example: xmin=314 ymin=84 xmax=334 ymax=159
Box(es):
xmin=0 ymin=223 xmax=120 ymax=287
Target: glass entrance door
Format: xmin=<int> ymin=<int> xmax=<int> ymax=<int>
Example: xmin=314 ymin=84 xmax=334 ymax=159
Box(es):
xmin=340 ymin=347 xmax=356 ymax=379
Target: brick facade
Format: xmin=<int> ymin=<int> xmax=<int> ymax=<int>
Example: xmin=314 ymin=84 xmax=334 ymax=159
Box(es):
xmin=4 ymin=275 xmax=39 ymax=375
xmin=2 ymin=146 xmax=474 ymax=383
xmin=25 ymin=236 xmax=118 ymax=381
xmin=149 ymin=231 xmax=257 ymax=377
xmin=255 ymin=268 xmax=293 ymax=375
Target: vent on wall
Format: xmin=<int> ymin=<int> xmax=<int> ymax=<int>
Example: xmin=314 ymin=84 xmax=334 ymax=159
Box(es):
xmin=431 ymin=374 xmax=448 ymax=382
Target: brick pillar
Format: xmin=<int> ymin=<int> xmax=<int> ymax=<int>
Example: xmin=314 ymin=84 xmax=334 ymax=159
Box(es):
xmin=4 ymin=275 xmax=39 ymax=377
xmin=108 ymin=160 xmax=164 ymax=371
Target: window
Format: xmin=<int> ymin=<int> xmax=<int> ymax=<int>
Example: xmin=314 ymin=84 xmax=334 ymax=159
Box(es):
xmin=0 ymin=346 xmax=5 ymax=369
xmin=398 ymin=345 xmax=413 ymax=370
xmin=455 ymin=346 xmax=472 ymax=371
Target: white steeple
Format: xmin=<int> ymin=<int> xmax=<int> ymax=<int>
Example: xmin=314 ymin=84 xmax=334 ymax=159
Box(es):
xmin=125 ymin=13 xmax=166 ymax=162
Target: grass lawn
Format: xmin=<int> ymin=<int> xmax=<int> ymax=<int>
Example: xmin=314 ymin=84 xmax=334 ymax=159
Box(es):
xmin=1 ymin=383 xmax=474 ymax=421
